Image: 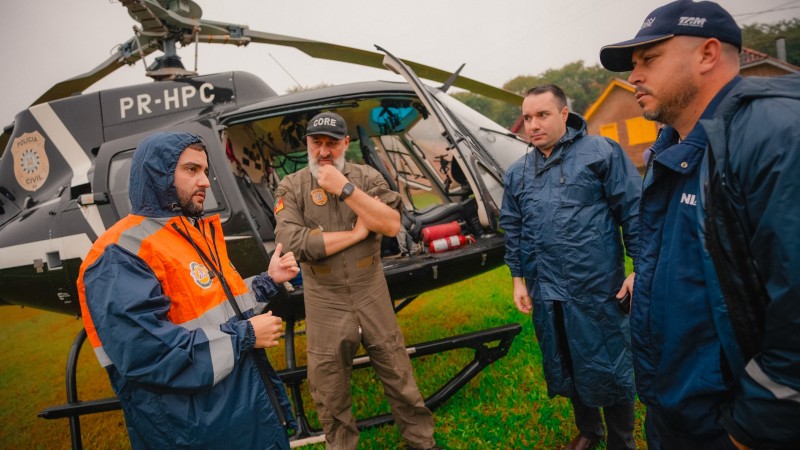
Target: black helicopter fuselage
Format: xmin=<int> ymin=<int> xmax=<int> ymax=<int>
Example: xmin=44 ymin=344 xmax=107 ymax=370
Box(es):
xmin=0 ymin=71 xmax=517 ymax=321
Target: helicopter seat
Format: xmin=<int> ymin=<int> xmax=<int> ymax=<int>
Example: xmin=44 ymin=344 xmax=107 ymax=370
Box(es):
xmin=402 ymin=202 xmax=464 ymax=243
xmin=357 ymin=125 xmax=398 ymax=191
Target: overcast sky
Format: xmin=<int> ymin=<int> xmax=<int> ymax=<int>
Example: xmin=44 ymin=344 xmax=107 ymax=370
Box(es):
xmin=0 ymin=0 xmax=797 ymax=125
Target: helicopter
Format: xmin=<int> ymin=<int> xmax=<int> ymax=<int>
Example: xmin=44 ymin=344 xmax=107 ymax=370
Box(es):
xmin=0 ymin=0 xmax=528 ymax=446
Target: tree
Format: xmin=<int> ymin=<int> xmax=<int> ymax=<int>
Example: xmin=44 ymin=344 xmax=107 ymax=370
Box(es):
xmin=742 ymin=19 xmax=800 ymax=66
xmin=453 ymin=61 xmax=615 ymax=128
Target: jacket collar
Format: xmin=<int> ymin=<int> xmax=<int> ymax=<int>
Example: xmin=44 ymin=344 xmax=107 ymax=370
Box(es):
xmin=650 ymin=77 xmax=742 ymax=175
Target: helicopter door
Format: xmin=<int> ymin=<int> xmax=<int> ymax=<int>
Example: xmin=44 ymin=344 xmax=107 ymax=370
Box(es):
xmin=380 ymin=48 xmax=501 ymax=229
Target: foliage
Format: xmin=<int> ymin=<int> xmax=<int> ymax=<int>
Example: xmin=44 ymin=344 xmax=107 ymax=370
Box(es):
xmin=452 ymin=18 xmax=800 ymax=130
xmin=505 ymin=61 xmax=617 ymax=116
xmin=453 ymin=61 xmax=616 ymax=128
xmin=742 ymin=19 xmax=800 ymax=66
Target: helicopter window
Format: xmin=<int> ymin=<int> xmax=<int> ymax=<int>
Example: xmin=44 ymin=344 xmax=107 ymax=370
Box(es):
xmin=377 ymin=134 xmax=444 ymax=210
xmin=108 ymin=151 xmax=221 ymax=219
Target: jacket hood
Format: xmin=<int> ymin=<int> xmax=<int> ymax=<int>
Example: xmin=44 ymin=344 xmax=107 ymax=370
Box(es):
xmin=714 ymin=74 xmax=800 ymax=126
xmin=560 ymin=112 xmax=588 ymax=147
xmin=129 ymin=131 xmax=205 ymax=217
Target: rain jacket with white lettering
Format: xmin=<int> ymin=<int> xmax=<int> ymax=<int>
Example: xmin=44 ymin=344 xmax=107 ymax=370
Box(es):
xmin=632 ymin=79 xmax=739 ymax=440
xmin=77 ymin=132 xmax=295 ymax=449
xmin=635 ymin=75 xmax=800 ymax=449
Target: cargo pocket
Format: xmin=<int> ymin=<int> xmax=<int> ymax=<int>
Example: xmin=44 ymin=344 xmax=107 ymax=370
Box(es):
xmin=366 ymin=331 xmax=410 ymax=385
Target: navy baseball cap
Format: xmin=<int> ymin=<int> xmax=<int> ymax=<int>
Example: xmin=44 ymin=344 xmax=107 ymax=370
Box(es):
xmin=305 ymin=112 xmax=347 ymax=140
xmin=600 ymin=0 xmax=742 ymax=72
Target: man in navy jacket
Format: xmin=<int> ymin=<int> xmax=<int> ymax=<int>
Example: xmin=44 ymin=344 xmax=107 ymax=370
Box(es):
xmin=600 ymin=1 xmax=800 ymax=449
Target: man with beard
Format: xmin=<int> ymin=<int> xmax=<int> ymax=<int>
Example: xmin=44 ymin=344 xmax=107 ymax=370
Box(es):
xmin=274 ymin=112 xmax=438 ymax=450
xmin=78 ymin=131 xmax=299 ymax=449
xmin=600 ymin=1 xmax=800 ymax=449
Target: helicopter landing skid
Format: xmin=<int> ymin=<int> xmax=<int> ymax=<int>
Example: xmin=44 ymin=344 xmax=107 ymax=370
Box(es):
xmin=39 ymin=323 xmax=521 ymax=449
xmin=278 ymin=320 xmax=521 ymax=445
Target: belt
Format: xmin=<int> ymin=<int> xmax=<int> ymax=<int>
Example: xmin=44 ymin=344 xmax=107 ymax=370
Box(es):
xmin=308 ymin=255 xmax=376 ymax=275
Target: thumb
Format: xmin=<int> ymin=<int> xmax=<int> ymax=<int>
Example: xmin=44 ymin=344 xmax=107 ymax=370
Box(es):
xmin=274 ymin=243 xmax=283 ymax=258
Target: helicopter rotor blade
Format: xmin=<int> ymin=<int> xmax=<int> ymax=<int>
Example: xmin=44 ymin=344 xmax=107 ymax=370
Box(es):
xmin=242 ymin=29 xmax=522 ymax=105
xmin=31 ymin=37 xmax=160 ymax=106
xmin=32 ymin=0 xmax=520 ymax=108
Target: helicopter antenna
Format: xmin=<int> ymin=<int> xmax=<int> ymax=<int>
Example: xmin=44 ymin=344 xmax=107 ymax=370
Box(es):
xmin=269 ymin=53 xmax=302 ymax=89
xmin=193 ymin=25 xmax=200 ymax=73
xmin=439 ymin=63 xmax=465 ymax=93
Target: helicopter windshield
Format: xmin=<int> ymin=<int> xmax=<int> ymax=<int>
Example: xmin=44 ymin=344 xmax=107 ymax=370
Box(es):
xmin=433 ymin=91 xmax=528 ymax=171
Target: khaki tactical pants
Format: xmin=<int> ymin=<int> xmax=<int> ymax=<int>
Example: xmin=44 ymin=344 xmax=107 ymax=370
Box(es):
xmin=305 ymin=281 xmax=435 ymax=450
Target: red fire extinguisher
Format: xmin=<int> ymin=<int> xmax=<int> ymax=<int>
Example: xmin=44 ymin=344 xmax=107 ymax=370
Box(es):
xmin=421 ymin=221 xmax=461 ymax=243
xmin=428 ymin=234 xmax=475 ymax=253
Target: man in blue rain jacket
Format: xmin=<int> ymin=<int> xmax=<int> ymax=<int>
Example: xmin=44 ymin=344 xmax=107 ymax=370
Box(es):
xmin=500 ymin=85 xmax=641 ymax=450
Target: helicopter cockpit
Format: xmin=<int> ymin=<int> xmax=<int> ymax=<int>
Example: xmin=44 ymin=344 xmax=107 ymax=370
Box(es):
xmin=219 ymin=81 xmax=528 ymax=261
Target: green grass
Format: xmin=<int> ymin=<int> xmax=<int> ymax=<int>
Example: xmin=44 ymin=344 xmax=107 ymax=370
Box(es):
xmin=0 ymin=266 xmax=646 ymax=449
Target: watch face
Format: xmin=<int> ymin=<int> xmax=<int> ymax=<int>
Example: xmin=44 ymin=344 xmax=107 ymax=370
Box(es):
xmin=340 ymin=182 xmax=354 ymax=199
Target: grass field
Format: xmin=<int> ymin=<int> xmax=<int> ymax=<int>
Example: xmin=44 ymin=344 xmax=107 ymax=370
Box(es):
xmin=0 ymin=265 xmax=646 ymax=449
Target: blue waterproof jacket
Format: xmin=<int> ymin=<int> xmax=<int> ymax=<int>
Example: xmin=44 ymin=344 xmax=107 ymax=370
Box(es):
xmin=632 ymin=79 xmax=739 ymax=438
xmin=500 ymin=113 xmax=641 ymax=406
xmin=635 ymin=75 xmax=800 ymax=448
xmin=79 ymin=132 xmax=295 ymax=449
xmin=702 ymin=75 xmax=800 ymax=449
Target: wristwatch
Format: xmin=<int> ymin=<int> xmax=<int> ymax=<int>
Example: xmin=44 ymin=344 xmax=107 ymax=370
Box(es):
xmin=339 ymin=182 xmax=355 ymax=200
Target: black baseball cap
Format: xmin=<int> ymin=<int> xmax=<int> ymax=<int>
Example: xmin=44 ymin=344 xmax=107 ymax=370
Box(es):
xmin=305 ymin=112 xmax=348 ymax=140
xmin=600 ymin=0 xmax=742 ymax=72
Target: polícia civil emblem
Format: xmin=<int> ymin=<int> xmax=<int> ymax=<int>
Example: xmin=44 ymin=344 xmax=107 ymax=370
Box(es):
xmin=12 ymin=131 xmax=50 ymax=192
xmin=310 ymin=188 xmax=328 ymax=206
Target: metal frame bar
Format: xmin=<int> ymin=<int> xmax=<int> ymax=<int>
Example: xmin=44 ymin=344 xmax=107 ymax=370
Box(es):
xmin=39 ymin=323 xmax=521 ymax=449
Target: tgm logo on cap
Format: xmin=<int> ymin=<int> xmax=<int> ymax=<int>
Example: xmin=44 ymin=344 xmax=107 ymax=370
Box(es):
xmin=641 ymin=17 xmax=656 ymax=30
xmin=678 ymin=16 xmax=707 ymax=28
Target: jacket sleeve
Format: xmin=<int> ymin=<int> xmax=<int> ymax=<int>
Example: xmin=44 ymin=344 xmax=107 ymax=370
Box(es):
xmin=720 ymin=95 xmax=800 ymax=448
xmin=82 ymin=244 xmax=253 ymax=393
xmin=601 ymin=138 xmax=642 ymax=266
xmin=362 ymin=167 xmax=402 ymax=211
xmin=274 ymin=176 xmax=327 ymax=262
xmin=248 ymin=273 xmax=279 ymax=315
xmin=499 ymin=166 xmax=524 ymax=278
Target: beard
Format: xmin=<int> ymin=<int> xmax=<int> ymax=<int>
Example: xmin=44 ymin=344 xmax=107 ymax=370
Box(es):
xmin=177 ymin=188 xmax=204 ymax=217
xmin=308 ymin=152 xmax=345 ymax=178
xmin=641 ymin=72 xmax=699 ymax=126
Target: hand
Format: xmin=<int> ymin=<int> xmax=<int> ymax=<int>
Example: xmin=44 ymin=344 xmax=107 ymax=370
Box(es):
xmin=267 ymin=243 xmax=300 ymax=284
xmin=512 ymin=277 xmax=532 ymax=313
xmin=729 ymin=435 xmax=753 ymax=450
xmin=616 ymin=272 xmax=635 ymax=300
xmin=353 ymin=217 xmax=369 ymax=241
xmin=316 ymin=164 xmax=349 ymax=196
xmin=249 ymin=311 xmax=283 ymax=348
